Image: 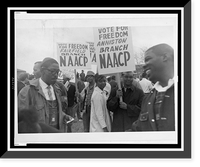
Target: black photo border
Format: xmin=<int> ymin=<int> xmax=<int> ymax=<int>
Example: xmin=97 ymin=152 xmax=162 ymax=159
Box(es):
xmin=2 ymin=2 xmax=191 ymax=158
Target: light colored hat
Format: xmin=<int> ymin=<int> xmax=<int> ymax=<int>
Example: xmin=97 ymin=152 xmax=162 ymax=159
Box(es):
xmin=63 ymin=73 xmax=71 ymax=79
xmin=86 ymin=71 xmax=95 ymax=77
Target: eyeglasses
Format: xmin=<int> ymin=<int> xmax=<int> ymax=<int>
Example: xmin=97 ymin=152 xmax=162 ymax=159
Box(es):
xmin=46 ymin=69 xmax=60 ymax=75
xmin=87 ymin=75 xmax=94 ymax=78
xmin=124 ymin=76 xmax=133 ymax=79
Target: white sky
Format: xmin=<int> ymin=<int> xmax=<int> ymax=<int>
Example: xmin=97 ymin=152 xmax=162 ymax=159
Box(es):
xmin=15 ymin=13 xmax=177 ymax=74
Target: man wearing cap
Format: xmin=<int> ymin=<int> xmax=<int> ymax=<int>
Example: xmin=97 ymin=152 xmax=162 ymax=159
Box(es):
xmin=78 ymin=71 xmax=96 ymax=132
xmin=18 ymin=57 xmax=71 ymax=132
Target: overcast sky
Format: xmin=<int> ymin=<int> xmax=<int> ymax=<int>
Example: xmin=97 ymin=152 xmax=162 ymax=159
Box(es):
xmin=15 ymin=13 xmax=177 ymax=74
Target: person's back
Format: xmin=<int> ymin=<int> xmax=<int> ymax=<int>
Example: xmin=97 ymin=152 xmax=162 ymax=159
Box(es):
xmin=67 ymin=82 xmax=76 ymax=107
xmin=132 ymin=79 xmax=143 ymax=90
xmin=80 ymin=70 xmax=85 ymax=81
xmin=17 ymin=72 xmax=28 ymax=94
xmin=139 ymin=77 xmax=153 ymax=93
xmin=109 ymin=80 xmax=118 ymax=90
xmin=17 ymin=80 xmax=25 ymax=94
xmin=77 ymin=79 xmax=85 ymax=93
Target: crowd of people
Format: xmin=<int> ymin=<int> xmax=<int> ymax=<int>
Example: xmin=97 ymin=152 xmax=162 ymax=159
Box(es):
xmin=17 ymin=43 xmax=175 ymax=133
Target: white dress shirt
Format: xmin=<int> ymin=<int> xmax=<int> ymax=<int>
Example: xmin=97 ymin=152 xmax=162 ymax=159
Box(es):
xmin=39 ymin=78 xmax=56 ymax=100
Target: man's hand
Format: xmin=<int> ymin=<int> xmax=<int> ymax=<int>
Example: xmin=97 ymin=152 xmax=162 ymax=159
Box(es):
xmin=63 ymin=114 xmax=74 ymax=125
xmin=119 ymin=101 xmax=127 ymax=109
xmin=75 ymin=92 xmax=80 ymax=98
xmin=116 ymin=89 xmax=123 ymax=98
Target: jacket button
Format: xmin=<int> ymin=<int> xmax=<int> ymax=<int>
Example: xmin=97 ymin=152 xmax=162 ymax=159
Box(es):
xmin=151 ymin=119 xmax=155 ymax=122
xmin=148 ymin=102 xmax=151 ymax=105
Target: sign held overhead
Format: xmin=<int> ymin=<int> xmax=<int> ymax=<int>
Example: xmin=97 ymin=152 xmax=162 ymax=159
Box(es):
xmin=57 ymin=43 xmax=91 ymax=70
xmin=94 ymin=26 xmax=135 ymax=75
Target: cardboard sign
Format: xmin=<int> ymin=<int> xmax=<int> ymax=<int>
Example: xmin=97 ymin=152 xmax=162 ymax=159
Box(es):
xmin=94 ymin=26 xmax=135 ymax=74
xmin=57 ymin=43 xmax=91 ymax=70
xmin=87 ymin=42 xmax=97 ymax=65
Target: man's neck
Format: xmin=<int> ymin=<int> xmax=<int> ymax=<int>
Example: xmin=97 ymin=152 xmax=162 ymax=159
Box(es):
xmin=124 ymin=84 xmax=131 ymax=89
xmin=89 ymin=81 xmax=95 ymax=87
xmin=158 ymin=75 xmax=174 ymax=87
xmin=41 ymin=77 xmax=50 ymax=86
xmin=158 ymin=66 xmax=174 ymax=87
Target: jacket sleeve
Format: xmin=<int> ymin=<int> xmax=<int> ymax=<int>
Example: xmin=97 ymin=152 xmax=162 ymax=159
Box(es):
xmin=107 ymin=88 xmax=119 ymax=112
xmin=79 ymin=83 xmax=89 ymax=102
xmin=54 ymin=82 xmax=68 ymax=106
xmin=92 ymin=94 xmax=107 ymax=128
xmin=131 ymin=120 xmax=141 ymax=131
xmin=79 ymin=87 xmax=86 ymax=102
xmin=18 ymin=86 xmax=31 ymax=112
xmin=127 ymin=90 xmax=144 ymax=117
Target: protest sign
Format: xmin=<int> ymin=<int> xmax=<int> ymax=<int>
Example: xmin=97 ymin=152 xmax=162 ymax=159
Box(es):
xmin=87 ymin=42 xmax=97 ymax=65
xmin=57 ymin=43 xmax=91 ymax=71
xmin=94 ymin=26 xmax=135 ymax=75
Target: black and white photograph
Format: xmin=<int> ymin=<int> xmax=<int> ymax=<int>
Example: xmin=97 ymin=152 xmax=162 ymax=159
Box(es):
xmin=3 ymin=4 xmax=192 ymax=160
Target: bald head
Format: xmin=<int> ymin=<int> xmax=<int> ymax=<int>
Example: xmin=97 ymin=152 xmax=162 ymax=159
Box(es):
xmin=144 ymin=43 xmax=174 ymax=86
xmin=146 ymin=43 xmax=174 ymax=61
xmin=33 ymin=61 xmax=42 ymax=79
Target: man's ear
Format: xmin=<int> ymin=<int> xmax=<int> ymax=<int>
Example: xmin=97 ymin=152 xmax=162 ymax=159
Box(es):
xmin=162 ymin=53 xmax=168 ymax=62
xmin=40 ymin=67 xmax=45 ymax=74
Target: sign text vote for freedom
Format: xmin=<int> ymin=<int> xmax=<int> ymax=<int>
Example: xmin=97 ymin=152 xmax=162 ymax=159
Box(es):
xmin=94 ymin=26 xmax=135 ymax=74
xmin=57 ymin=43 xmax=91 ymax=70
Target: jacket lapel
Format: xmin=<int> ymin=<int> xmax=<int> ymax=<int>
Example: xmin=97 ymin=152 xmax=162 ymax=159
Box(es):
xmin=147 ymin=90 xmax=158 ymax=131
xmin=30 ymin=79 xmax=46 ymax=99
xmin=53 ymin=85 xmax=63 ymax=129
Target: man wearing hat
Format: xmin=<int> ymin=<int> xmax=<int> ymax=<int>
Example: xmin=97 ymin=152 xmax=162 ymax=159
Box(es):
xmin=78 ymin=71 xmax=96 ymax=132
xmin=18 ymin=57 xmax=71 ymax=132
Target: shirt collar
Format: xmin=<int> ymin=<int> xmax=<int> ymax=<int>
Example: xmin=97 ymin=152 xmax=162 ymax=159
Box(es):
xmin=95 ymin=86 xmax=103 ymax=93
xmin=153 ymin=78 xmax=174 ymax=92
xmin=39 ymin=78 xmax=51 ymax=89
xmin=123 ymin=84 xmax=135 ymax=92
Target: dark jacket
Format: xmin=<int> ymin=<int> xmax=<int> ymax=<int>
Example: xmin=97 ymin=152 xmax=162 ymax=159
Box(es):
xmin=54 ymin=81 xmax=68 ymax=112
xmin=107 ymin=85 xmax=144 ymax=132
xmin=109 ymin=80 xmax=118 ymax=90
xmin=67 ymin=83 xmax=76 ymax=107
xmin=18 ymin=79 xmax=67 ymax=131
xmin=77 ymin=80 xmax=85 ymax=93
xmin=132 ymin=85 xmax=175 ymax=131
xmin=17 ymin=81 xmax=25 ymax=94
